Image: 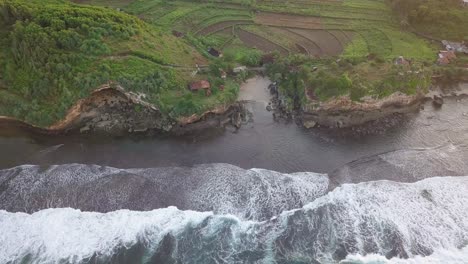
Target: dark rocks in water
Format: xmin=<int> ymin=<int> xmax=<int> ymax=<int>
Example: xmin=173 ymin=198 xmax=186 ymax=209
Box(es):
xmin=303 ymin=120 xmax=317 ymax=129
xmin=432 ymin=95 xmax=444 ymax=107
xmin=421 ymin=189 xmax=433 ymax=202
xmin=232 ymin=111 xmax=242 ymax=129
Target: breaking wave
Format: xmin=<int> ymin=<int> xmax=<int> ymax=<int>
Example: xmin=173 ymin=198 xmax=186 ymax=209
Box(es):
xmin=0 ymin=163 xmax=328 ymax=220
xmin=1 ymin=176 xmax=467 ymax=264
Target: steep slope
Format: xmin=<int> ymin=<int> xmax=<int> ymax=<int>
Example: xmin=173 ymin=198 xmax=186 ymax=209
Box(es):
xmin=0 ymin=0 xmax=211 ymax=126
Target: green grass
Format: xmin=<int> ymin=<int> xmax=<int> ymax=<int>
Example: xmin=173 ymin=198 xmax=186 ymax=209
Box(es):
xmin=0 ymin=0 xmax=451 ymax=127
xmin=342 ymin=34 xmax=369 ymax=58
xmin=0 ymin=0 xmax=243 ymax=126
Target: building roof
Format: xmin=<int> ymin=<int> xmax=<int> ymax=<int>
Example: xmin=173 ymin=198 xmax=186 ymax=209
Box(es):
xmin=208 ymin=48 xmax=222 ymax=57
xmin=189 ymin=80 xmax=211 ymax=91
xmin=438 ymin=50 xmax=457 ymax=65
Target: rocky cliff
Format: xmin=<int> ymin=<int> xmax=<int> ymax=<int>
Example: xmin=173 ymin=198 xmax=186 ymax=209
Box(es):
xmin=301 ymin=92 xmax=424 ymax=128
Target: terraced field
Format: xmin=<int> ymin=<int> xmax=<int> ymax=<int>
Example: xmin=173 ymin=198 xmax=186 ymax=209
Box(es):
xmin=237 ymin=28 xmax=289 ymax=55
xmin=85 ymin=0 xmax=436 ymax=60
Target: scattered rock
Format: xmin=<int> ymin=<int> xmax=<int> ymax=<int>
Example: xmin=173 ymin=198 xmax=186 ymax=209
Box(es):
xmin=303 ymin=120 xmax=317 ymax=129
xmin=232 ymin=112 xmax=242 ymax=129
xmin=421 ymin=189 xmax=433 ymax=202
xmin=133 ymin=128 xmax=148 ymax=133
xmin=80 ymin=126 xmax=91 ymax=133
xmin=432 ymin=96 xmax=444 ymax=107
xmin=102 ymin=113 xmax=110 ymax=121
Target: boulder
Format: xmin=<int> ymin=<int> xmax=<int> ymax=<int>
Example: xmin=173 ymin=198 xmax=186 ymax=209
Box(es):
xmin=303 ymin=120 xmax=317 ymax=129
xmin=432 ymin=96 xmax=444 ymax=107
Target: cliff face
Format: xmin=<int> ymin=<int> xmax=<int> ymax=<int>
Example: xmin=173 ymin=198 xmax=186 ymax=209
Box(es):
xmin=49 ymin=84 xmax=172 ymax=135
xmin=301 ymin=92 xmax=424 ymax=128
xmin=0 ymin=84 xmax=244 ymax=136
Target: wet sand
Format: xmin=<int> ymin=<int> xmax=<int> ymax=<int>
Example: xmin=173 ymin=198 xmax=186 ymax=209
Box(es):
xmin=238 ymin=76 xmax=272 ymax=103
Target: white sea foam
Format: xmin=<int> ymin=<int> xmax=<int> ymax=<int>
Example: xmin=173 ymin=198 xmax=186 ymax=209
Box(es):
xmin=307 ymin=176 xmax=468 ymax=260
xmin=0 ymin=207 xmax=212 ymax=263
xmin=0 ymin=176 xmax=467 ymax=263
xmin=342 ymin=246 xmax=468 ymax=264
xmin=0 ymin=163 xmax=329 ymax=220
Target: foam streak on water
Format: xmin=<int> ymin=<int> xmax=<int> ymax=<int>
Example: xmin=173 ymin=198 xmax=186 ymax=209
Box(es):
xmin=1 ymin=176 xmax=467 ymax=264
xmin=0 ymin=164 xmax=328 ymax=220
xmin=342 ymin=246 xmax=468 ymax=264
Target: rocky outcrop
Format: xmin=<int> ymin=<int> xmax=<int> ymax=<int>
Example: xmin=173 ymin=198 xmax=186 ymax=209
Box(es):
xmin=170 ymin=103 xmax=246 ymax=135
xmin=49 ymin=83 xmax=172 ymax=135
xmin=0 ymin=83 xmax=245 ymax=137
xmin=300 ymin=92 xmax=424 ymax=128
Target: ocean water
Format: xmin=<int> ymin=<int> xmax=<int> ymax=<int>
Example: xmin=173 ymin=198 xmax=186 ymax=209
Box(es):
xmin=1 ymin=80 xmax=468 ymax=263
xmin=0 ymin=167 xmax=467 ymax=263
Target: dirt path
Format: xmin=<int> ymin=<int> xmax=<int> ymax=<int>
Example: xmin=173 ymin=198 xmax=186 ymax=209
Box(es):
xmin=196 ymin=20 xmax=252 ymax=36
xmin=238 ymin=76 xmax=272 ymax=103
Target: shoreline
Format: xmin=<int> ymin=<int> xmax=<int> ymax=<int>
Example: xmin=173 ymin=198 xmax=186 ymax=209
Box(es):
xmin=289 ymin=80 xmax=468 ymax=129
xmin=299 ymin=92 xmax=424 ymax=129
xmin=1 ymin=80 xmax=467 ymax=138
xmin=0 ymin=83 xmax=245 ymax=138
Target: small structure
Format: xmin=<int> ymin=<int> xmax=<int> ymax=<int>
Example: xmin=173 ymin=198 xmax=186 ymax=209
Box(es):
xmin=189 ymin=80 xmax=211 ymax=92
xmin=233 ymin=66 xmax=247 ymax=73
xmin=442 ymin=40 xmax=468 ymax=53
xmin=438 ymin=50 xmax=457 ymax=65
xmin=208 ymin=48 xmax=222 ymax=58
xmin=394 ymin=56 xmax=410 ymax=66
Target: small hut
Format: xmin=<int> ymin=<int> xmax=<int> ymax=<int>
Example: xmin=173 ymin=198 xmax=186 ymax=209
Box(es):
xmin=189 ymin=80 xmax=211 ymax=96
xmin=189 ymin=80 xmax=210 ymax=91
xmin=208 ymin=48 xmax=223 ymax=58
xmin=437 ymin=50 xmax=457 ymax=65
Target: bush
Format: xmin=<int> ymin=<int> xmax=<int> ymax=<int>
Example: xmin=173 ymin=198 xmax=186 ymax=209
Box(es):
xmin=313 ymin=71 xmax=352 ymax=101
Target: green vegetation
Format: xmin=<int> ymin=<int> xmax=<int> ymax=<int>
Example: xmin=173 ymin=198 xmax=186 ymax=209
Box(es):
xmin=1 ymin=0 xmax=464 ymax=127
xmin=267 ymin=55 xmax=432 ymax=108
xmin=0 ymin=0 xmax=241 ymax=126
xmin=388 ymin=0 xmax=468 ymax=40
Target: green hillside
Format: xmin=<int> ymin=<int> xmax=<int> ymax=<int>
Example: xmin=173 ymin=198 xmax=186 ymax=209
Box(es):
xmin=2 ymin=0 xmax=462 ymax=127
xmin=0 ymin=0 xmax=240 ymax=126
